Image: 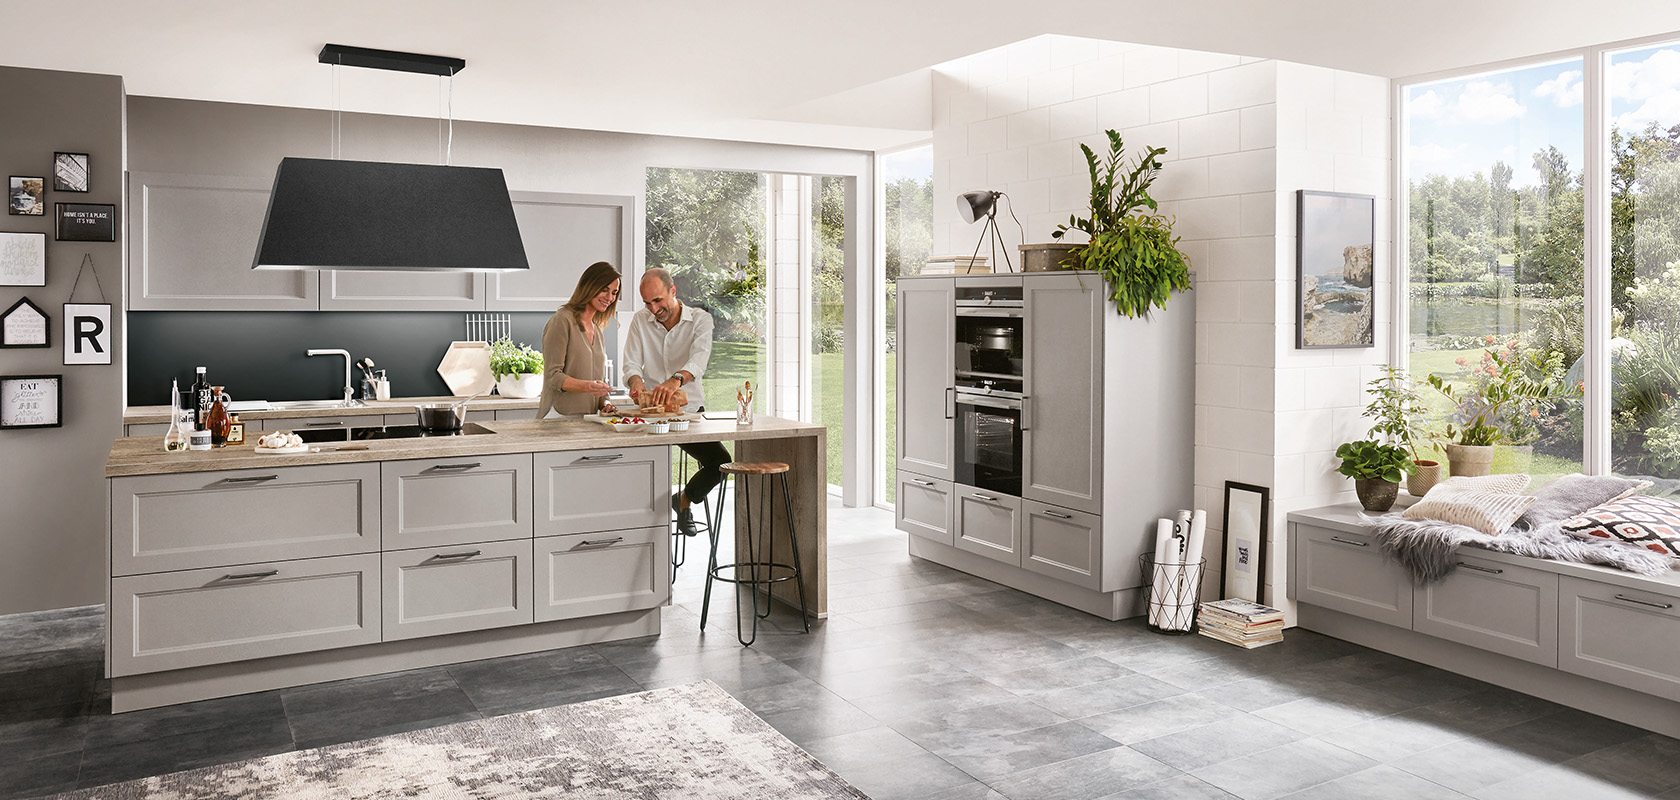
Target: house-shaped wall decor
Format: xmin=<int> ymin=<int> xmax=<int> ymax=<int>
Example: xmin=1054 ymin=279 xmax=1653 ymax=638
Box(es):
xmin=0 ymin=296 xmax=49 ymax=348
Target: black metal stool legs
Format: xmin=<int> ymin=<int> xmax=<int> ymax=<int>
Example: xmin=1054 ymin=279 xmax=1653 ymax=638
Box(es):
xmin=698 ymin=476 xmax=727 ymax=632
xmin=781 ymin=472 xmax=811 ymax=632
xmin=699 ymin=467 xmax=809 ymax=646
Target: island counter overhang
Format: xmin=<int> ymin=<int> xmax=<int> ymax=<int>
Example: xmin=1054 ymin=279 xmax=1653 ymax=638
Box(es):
xmin=103 ymin=415 xmax=827 ymax=712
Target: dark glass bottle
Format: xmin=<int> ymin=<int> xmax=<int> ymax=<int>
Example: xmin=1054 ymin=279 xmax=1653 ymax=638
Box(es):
xmin=191 ymin=367 xmax=211 ymax=429
xmin=206 ymin=386 xmax=231 ymax=447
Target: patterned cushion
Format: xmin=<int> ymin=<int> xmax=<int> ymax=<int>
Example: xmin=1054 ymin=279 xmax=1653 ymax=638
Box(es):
xmin=1560 ymin=495 xmax=1680 ymax=560
xmin=1403 ymin=474 xmax=1534 ymax=536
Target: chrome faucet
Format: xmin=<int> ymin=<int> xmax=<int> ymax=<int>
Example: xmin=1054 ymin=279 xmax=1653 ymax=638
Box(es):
xmin=306 ymin=349 xmax=355 ymax=405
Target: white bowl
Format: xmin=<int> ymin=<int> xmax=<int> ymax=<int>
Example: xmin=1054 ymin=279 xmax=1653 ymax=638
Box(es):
xmin=645 ymin=421 xmax=670 ymax=434
xmin=668 ymin=419 xmax=690 ymax=431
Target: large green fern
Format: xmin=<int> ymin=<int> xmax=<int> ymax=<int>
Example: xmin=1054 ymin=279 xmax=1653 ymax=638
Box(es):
xmin=1052 ymin=130 xmax=1191 ymax=318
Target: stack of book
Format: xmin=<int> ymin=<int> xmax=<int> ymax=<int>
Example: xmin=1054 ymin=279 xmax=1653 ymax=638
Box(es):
xmin=1197 ymin=598 xmax=1285 ymax=648
xmin=921 ymin=254 xmax=990 ymax=274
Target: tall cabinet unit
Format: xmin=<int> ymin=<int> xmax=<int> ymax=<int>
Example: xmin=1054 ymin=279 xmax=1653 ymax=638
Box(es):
xmin=895 ymin=271 xmax=1194 ymax=621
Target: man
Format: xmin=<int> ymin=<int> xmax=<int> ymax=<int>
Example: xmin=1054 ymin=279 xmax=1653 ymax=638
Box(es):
xmin=623 ymin=267 xmax=729 ymax=535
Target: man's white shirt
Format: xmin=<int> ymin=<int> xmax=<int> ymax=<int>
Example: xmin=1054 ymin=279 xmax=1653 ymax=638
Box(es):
xmin=622 ymin=303 xmax=714 ymax=413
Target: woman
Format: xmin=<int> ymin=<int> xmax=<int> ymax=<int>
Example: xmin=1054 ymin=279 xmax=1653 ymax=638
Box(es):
xmin=537 ymin=261 xmax=621 ymax=418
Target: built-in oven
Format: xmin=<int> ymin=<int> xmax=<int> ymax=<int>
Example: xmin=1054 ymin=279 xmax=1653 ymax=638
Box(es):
xmin=955 ymin=283 xmax=1024 ymax=380
xmin=953 ymin=375 xmax=1025 ymax=497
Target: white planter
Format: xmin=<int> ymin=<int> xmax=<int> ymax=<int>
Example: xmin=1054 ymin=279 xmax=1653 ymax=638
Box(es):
xmin=495 ymin=373 xmax=543 ymax=399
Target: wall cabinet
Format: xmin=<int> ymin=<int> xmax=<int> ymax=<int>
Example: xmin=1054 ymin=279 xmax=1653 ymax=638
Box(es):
xmin=320 ymin=270 xmax=486 ymax=312
xmin=492 ymin=192 xmax=634 ymax=312
xmin=895 ymin=277 xmax=955 ymax=481
xmin=1022 ymin=273 xmax=1102 ymax=515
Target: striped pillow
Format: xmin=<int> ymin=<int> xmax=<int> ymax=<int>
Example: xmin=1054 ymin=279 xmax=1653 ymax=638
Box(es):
xmin=1403 ymin=474 xmax=1534 ymax=536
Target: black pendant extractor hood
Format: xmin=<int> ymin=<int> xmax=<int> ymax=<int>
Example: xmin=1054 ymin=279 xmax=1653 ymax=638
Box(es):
xmin=251 ymin=44 xmax=529 ymax=273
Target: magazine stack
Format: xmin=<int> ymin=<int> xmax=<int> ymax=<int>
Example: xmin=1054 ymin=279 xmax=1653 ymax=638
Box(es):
xmin=921 ymin=254 xmax=990 ymax=274
xmin=1197 ymin=599 xmax=1285 ymax=649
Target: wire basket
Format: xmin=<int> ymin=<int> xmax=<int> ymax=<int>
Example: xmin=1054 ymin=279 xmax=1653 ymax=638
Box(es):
xmin=1138 ymin=555 xmax=1206 ymax=635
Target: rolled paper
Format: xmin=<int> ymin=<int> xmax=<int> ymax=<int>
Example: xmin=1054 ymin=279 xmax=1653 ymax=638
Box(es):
xmin=1149 ymin=518 xmax=1176 ymax=628
xmin=1180 ymin=508 xmax=1209 ymax=617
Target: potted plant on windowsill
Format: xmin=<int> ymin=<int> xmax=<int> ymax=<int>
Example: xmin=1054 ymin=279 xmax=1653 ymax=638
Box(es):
xmin=1335 ymin=440 xmax=1415 ymax=512
xmin=1363 ymin=366 xmax=1444 ymax=495
xmin=489 ymin=338 xmax=544 ymax=399
xmin=1051 ymin=130 xmax=1192 ymax=317
xmin=1426 ymin=344 xmax=1568 ymax=477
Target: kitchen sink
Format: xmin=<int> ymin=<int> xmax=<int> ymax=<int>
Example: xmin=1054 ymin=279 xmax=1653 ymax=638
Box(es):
xmin=265 ymin=399 xmax=371 ymax=410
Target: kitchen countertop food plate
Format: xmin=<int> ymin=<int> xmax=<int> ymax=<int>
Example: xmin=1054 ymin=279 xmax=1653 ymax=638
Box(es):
xmin=252 ymin=444 xmax=310 ymax=454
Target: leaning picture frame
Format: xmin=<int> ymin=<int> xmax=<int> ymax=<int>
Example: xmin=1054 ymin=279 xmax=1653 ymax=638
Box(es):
xmin=1220 ymin=481 xmax=1271 ymax=603
xmin=0 ymin=374 xmax=63 ymax=429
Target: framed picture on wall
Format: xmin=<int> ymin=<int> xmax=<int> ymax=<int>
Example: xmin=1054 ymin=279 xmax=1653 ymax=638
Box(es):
xmin=0 ymin=231 xmax=47 ymax=286
xmin=55 ymin=203 xmax=117 ymax=242
xmin=1 ymin=297 xmax=49 ymax=348
xmin=1296 ymin=190 xmax=1375 ymax=349
xmin=63 ymin=303 xmax=111 ymax=364
xmin=0 ymin=374 xmax=63 ymax=429
xmin=9 ymin=176 xmax=45 ymax=215
xmin=53 ymin=152 xmax=89 ymax=192
xmin=1221 ymin=481 xmax=1271 ymax=603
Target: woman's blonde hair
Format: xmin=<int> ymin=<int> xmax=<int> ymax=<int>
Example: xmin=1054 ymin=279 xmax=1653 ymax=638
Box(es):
xmin=563 ymin=261 xmax=621 ymax=328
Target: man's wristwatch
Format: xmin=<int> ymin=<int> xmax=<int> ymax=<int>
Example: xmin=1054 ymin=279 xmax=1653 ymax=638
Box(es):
xmin=672 ymin=373 xmax=687 ymax=387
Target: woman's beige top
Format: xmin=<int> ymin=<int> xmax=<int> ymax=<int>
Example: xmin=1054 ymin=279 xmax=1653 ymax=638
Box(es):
xmin=537 ymin=306 xmax=607 ymax=417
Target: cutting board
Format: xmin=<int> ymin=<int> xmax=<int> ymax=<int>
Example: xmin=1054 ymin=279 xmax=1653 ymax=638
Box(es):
xmin=437 ymin=341 xmax=495 ymax=397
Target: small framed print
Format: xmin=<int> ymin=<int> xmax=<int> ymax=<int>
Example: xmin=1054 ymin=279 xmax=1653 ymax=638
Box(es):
xmin=1 ymin=374 xmax=63 ymax=429
xmin=1220 ymin=481 xmax=1271 ymax=604
xmin=53 ymin=152 xmax=89 ymax=192
xmin=63 ymin=303 xmax=111 ymax=364
xmin=56 ymin=203 xmax=116 ymax=242
xmin=0 ymin=231 xmax=46 ymax=286
xmin=9 ymin=176 xmax=45 ymax=215
xmin=1 ymin=297 xmax=49 ymax=348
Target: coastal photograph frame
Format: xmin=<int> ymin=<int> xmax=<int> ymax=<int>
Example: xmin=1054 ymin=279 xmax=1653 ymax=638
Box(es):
xmin=1296 ymin=190 xmax=1375 ymax=349
xmin=1221 ymin=481 xmax=1271 ymax=603
xmin=9 ymin=176 xmax=45 ymax=216
xmin=53 ymin=152 xmax=90 ymax=192
xmin=0 ymin=374 xmax=63 ymax=429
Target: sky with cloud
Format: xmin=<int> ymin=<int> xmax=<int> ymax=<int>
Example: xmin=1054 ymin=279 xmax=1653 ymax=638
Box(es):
xmin=1406 ymin=44 xmax=1679 ymax=189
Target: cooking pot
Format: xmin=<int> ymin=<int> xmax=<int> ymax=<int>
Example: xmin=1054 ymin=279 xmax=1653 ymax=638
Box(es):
xmin=415 ymin=387 xmax=489 ymax=431
xmin=975 ymin=326 xmax=1016 ymax=351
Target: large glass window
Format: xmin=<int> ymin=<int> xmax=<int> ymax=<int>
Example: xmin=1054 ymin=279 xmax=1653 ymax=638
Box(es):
xmin=879 ymin=147 xmax=933 ymax=504
xmin=809 ymin=176 xmax=846 ymax=489
xmin=1404 ymin=59 xmax=1586 ymax=480
xmin=1608 ymin=42 xmax=1680 ymax=482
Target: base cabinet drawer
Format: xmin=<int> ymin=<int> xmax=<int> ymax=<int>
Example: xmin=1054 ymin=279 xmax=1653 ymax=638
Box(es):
xmin=1559 ymin=576 xmax=1680 ymax=701
xmin=1291 ymin=524 xmax=1412 ymax=628
xmin=534 ymin=447 xmax=669 ymax=536
xmin=111 ymin=553 xmax=381 ymax=677
xmin=381 ymin=454 xmax=532 ymax=549
xmin=954 ymin=486 xmax=1021 ymax=566
xmin=111 ymin=463 xmax=380 ymax=576
xmin=1413 ymin=554 xmax=1558 ymax=666
xmin=897 ymin=473 xmax=954 ymax=546
xmin=534 ymin=527 xmax=669 ymax=622
xmin=381 ymin=540 xmax=533 ymax=641
xmin=1021 ymin=501 xmax=1103 ymax=592
xmin=260 ymin=415 xmax=362 ymax=431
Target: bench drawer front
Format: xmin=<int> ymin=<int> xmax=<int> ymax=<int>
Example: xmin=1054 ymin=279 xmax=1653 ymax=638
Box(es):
xmin=1414 ymin=554 xmax=1558 ymax=666
xmin=534 ymin=526 xmax=669 ymax=622
xmin=381 ymin=454 xmax=532 ymax=549
xmin=381 ymin=540 xmax=533 ymax=641
xmin=1559 ymin=576 xmax=1680 ymax=701
xmin=897 ymin=473 xmax=954 ymax=546
xmin=1291 ymin=523 xmax=1412 ymax=628
xmin=111 ymin=553 xmax=380 ymax=677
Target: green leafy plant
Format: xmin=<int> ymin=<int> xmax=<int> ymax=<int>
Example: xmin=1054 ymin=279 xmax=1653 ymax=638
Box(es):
xmin=1335 ymin=440 xmax=1416 ymax=484
xmin=1428 ymin=343 xmax=1574 ymax=446
xmin=488 ymin=338 xmax=543 ymax=380
xmin=1363 ymin=366 xmax=1438 ymax=460
xmin=1053 ymin=130 xmax=1192 ymax=318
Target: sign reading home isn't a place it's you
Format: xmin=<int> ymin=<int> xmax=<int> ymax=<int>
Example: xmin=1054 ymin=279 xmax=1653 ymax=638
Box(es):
xmin=55 ymin=203 xmax=116 ymax=243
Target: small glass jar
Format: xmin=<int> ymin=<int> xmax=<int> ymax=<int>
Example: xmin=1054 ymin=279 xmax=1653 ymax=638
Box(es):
xmin=188 ymin=428 xmax=212 ymax=451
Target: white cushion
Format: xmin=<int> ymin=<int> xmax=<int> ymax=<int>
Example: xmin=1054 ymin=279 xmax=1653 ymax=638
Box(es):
xmin=1403 ymin=474 xmax=1534 ymax=536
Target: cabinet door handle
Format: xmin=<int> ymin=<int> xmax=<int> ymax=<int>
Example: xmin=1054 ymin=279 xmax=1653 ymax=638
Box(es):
xmin=1020 ymin=396 xmax=1031 ymax=432
xmin=580 ymin=454 xmax=624 ymax=462
xmin=431 ymin=550 xmax=481 ymax=561
xmin=944 ymin=387 xmax=955 ymax=420
xmin=1330 ymin=536 xmax=1368 ymax=547
xmin=1456 ymin=562 xmax=1503 ymax=575
xmin=970 ymin=493 xmax=998 ymax=502
xmin=220 ymin=475 xmax=279 ymax=484
xmin=582 ymin=537 xmax=624 ymax=546
xmin=430 ymin=463 xmax=481 ymax=471
xmin=305 ymin=421 xmax=344 ymax=427
xmin=1045 ymin=510 xmax=1073 ymax=520
xmin=223 ymin=569 xmax=279 ymax=580
xmin=910 ymin=479 xmax=935 ymax=487
xmin=1615 ymin=594 xmax=1674 ymax=610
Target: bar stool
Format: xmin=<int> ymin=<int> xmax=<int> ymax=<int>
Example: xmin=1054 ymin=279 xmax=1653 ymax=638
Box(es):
xmin=669 ymin=450 xmax=716 ymax=583
xmin=700 ymin=461 xmax=810 ymax=646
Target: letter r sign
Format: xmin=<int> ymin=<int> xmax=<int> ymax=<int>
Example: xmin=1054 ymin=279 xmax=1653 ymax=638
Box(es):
xmin=64 ymin=303 xmax=111 ymax=365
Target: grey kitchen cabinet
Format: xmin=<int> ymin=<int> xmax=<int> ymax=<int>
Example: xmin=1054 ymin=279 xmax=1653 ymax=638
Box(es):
xmin=534 ymin=526 xmax=670 ymax=622
xmin=380 ymin=454 xmax=532 ymax=550
xmin=490 ymin=192 xmax=634 ymax=312
xmin=110 ymin=552 xmax=382 ymax=677
xmin=954 ymin=485 xmax=1021 ymax=566
xmin=124 ymin=422 xmax=171 ymax=438
xmin=380 ymin=539 xmax=534 ymax=641
xmin=128 ymin=172 xmax=319 ymax=311
xmin=496 ymin=408 xmax=538 ymax=421
xmin=1558 ymin=576 xmax=1680 ymax=701
xmin=533 ymin=446 xmax=670 ymax=537
xmin=1022 ymin=273 xmax=1103 ymax=515
xmin=1413 ymin=553 xmax=1559 ymax=666
xmin=319 ymin=269 xmax=486 ymax=311
xmin=110 ymin=463 xmax=380 ymax=577
xmin=896 ymin=277 xmax=956 ymax=481
xmin=260 ymin=415 xmax=361 ymax=431
xmin=1291 ymin=523 xmax=1413 ymax=628
xmin=1021 ymin=499 xmax=1104 ymax=592
xmin=897 ymin=472 xmax=954 ymax=546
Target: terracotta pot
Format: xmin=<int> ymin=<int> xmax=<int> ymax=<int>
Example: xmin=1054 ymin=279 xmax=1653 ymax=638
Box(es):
xmin=1446 ymin=443 xmax=1495 ymax=477
xmin=1407 ymin=460 xmax=1443 ymax=496
xmin=1354 ymin=478 xmax=1399 ymax=512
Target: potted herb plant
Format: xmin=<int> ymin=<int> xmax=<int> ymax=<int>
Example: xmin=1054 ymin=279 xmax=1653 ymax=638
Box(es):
xmin=489 ymin=338 xmax=544 ymax=399
xmin=1362 ymin=366 xmax=1444 ymax=495
xmin=1051 ymin=130 xmax=1192 ymax=318
xmin=1335 ymin=440 xmax=1415 ymax=512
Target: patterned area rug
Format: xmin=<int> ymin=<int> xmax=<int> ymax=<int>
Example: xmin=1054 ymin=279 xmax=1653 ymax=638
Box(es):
xmin=52 ymin=681 xmax=870 ymax=799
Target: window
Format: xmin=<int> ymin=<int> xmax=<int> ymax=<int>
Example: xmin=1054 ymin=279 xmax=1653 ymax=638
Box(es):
xmin=879 ymin=146 xmax=933 ymax=504
xmin=809 ymin=175 xmax=846 ymax=489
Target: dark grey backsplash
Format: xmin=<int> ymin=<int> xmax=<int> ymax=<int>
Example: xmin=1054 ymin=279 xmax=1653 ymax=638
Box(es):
xmin=127 ymin=311 xmax=612 ymax=406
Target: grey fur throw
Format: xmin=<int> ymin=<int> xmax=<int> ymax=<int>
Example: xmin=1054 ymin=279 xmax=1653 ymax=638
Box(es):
xmin=1366 ymin=515 xmax=1673 ymax=585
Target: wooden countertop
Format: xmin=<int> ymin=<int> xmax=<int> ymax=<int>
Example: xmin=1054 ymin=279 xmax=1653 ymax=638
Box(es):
xmin=123 ymin=396 xmax=542 ymax=425
xmin=107 ymin=414 xmax=824 ymax=478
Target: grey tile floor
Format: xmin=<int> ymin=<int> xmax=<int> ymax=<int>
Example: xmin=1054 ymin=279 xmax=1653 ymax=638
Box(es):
xmin=4 ymin=501 xmax=1680 ymax=799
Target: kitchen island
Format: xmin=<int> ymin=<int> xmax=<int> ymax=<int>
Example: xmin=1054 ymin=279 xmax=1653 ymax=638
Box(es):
xmin=103 ymin=414 xmax=826 ymax=712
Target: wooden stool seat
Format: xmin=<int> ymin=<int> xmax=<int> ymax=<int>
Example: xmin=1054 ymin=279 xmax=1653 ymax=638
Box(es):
xmin=719 ymin=461 xmax=790 ymax=475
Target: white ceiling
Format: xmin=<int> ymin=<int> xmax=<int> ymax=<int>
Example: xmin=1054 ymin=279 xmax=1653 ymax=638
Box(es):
xmin=5 ymin=0 xmax=1679 ymax=151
